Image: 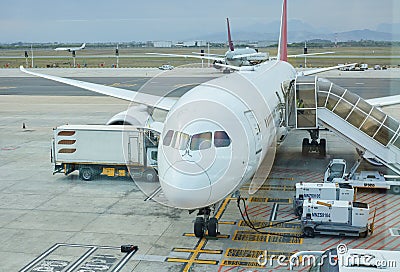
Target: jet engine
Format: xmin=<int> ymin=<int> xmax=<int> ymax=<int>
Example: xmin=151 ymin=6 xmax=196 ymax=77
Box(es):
xmin=106 ymin=105 xmax=150 ymax=126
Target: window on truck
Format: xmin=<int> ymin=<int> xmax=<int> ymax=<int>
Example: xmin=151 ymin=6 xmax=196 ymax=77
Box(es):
xmin=151 ymin=151 xmax=158 ymax=161
xmin=190 ymin=132 xmax=212 ymax=151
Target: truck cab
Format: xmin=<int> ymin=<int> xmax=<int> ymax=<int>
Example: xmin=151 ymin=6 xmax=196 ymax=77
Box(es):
xmin=324 ymin=159 xmax=347 ymax=182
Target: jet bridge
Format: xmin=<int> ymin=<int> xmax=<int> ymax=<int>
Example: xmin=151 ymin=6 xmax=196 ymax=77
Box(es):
xmin=289 ymin=76 xmax=400 ymax=175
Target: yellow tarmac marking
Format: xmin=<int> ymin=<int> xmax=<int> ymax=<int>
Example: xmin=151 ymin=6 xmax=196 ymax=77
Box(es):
xmin=238 ymin=220 xmax=301 ymax=229
xmin=225 ymin=248 xmax=294 ymax=259
xmin=180 ymin=238 xmax=216 ymax=272
xmin=221 ymin=260 xmax=265 ymax=268
xmin=215 ymin=197 xmax=231 ymax=219
xmin=169 ymin=197 xmax=233 ymax=271
xmin=232 ymin=230 xmax=303 ymax=244
xmin=219 ymin=221 xmax=236 ymax=225
xmin=173 ymin=248 xmax=223 ymax=254
xmin=183 ymin=233 xmax=230 ymax=239
xmin=248 ymin=197 xmax=292 ymax=203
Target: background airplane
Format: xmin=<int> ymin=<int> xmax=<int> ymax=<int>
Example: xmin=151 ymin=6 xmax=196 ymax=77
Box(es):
xmin=20 ymin=0 xmax=400 ymax=238
xmin=147 ymin=18 xmax=268 ymax=68
xmin=54 ymin=43 xmax=86 ymax=52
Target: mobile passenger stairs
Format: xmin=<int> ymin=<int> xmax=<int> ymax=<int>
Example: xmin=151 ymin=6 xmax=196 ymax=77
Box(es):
xmin=285 ymin=76 xmax=400 ymax=175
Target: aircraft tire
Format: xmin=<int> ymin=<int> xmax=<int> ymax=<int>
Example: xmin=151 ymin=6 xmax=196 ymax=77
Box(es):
xmin=207 ymin=217 xmax=218 ymax=237
xmin=319 ymin=139 xmax=326 ymax=157
xmin=194 ymin=217 xmax=205 ymax=238
xmin=302 ymin=138 xmax=310 ymax=156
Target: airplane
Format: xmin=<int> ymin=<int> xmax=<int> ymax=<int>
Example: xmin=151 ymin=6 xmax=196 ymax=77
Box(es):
xmin=147 ymin=18 xmax=269 ymax=68
xmin=54 ymin=43 xmax=86 ymax=52
xmin=20 ymin=0 xmax=400 ymax=238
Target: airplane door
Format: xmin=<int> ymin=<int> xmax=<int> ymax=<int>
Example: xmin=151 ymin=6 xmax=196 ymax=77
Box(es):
xmin=244 ymin=110 xmax=262 ymax=155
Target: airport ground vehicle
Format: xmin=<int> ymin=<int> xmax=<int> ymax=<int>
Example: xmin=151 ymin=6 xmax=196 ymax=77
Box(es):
xmin=294 ymin=182 xmax=354 ymax=216
xmin=52 ymin=125 xmax=158 ymax=181
xmin=158 ymin=64 xmax=174 ymax=70
xmin=301 ymin=199 xmax=370 ymax=238
xmin=324 ymin=159 xmax=400 ymax=194
xmin=290 ymin=245 xmax=400 ymax=271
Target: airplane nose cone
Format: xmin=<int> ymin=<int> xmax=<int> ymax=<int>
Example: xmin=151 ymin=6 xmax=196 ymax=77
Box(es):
xmin=160 ymin=160 xmax=212 ymax=209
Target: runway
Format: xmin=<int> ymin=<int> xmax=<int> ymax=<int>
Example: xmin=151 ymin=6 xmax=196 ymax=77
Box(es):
xmin=1 ymin=68 xmax=400 ymax=271
xmin=1 ymin=75 xmax=400 ymax=100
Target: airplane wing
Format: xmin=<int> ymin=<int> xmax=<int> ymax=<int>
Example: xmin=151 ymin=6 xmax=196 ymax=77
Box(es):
xmin=213 ymin=63 xmax=255 ymax=71
xmin=270 ymin=52 xmax=334 ymax=60
xmin=298 ymin=63 xmax=358 ymax=76
xmin=288 ymin=52 xmax=335 ymax=58
xmin=19 ymin=66 xmax=176 ymax=111
xmin=191 ymin=52 xmax=225 ymax=58
xmin=146 ymin=53 xmax=225 ymax=63
xmin=231 ymin=52 xmax=268 ymax=60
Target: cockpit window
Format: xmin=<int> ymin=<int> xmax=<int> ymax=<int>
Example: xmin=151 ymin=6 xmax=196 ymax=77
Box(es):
xmin=163 ymin=130 xmax=174 ymax=146
xmin=171 ymin=131 xmax=190 ymax=150
xmin=214 ymin=131 xmax=231 ymax=147
xmin=190 ymin=132 xmax=212 ymax=151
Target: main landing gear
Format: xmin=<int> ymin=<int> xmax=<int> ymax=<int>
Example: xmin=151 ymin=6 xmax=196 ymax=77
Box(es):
xmin=193 ymin=207 xmax=219 ymax=238
xmin=302 ymin=129 xmax=326 ymax=157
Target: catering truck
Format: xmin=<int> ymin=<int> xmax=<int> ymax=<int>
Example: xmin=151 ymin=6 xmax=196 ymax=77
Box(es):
xmin=293 ymin=182 xmax=354 ymax=216
xmin=301 ymin=199 xmax=371 ymax=238
xmin=51 ymin=125 xmax=159 ymax=181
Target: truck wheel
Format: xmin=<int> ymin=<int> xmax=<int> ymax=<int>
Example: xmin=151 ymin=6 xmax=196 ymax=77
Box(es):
xmin=319 ymin=139 xmax=326 ymax=157
xmin=302 ymin=138 xmax=309 ymax=156
xmin=359 ymin=231 xmax=368 ymax=238
xmin=303 ymin=227 xmax=315 ymax=238
xmin=390 ymin=185 xmax=400 ymax=194
xmin=143 ymin=169 xmax=157 ymax=182
xmin=295 ymin=206 xmax=303 ymax=217
xmin=80 ymin=167 xmax=93 ymax=181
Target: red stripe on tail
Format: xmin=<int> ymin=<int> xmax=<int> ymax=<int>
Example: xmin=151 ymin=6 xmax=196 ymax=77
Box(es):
xmin=226 ymin=18 xmax=234 ymax=51
xmin=278 ymin=0 xmax=288 ymax=62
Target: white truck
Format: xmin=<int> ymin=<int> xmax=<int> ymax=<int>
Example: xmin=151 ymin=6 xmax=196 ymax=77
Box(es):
xmin=52 ymin=125 xmax=159 ymax=181
xmin=324 ymin=159 xmax=400 ymax=194
xmin=293 ymin=182 xmax=354 ymax=216
xmin=301 ymin=199 xmax=371 ymax=238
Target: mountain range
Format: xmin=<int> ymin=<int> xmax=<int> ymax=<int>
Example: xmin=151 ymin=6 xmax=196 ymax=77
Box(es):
xmin=191 ymin=20 xmax=400 ymax=42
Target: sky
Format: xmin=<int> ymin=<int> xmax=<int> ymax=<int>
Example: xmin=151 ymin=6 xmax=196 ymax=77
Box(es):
xmin=1 ymin=0 xmax=399 ymax=43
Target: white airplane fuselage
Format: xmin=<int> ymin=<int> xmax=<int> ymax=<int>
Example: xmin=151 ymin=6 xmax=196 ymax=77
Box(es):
xmin=225 ymin=48 xmax=267 ymax=67
xmin=158 ymin=60 xmax=296 ymax=209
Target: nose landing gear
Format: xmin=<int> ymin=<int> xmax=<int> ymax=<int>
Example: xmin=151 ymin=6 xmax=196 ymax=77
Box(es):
xmin=302 ymin=129 xmax=326 ymax=157
xmin=193 ymin=207 xmax=219 ymax=238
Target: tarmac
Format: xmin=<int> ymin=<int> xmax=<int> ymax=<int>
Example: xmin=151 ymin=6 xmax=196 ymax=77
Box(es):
xmin=1 ymin=68 xmax=400 ymax=271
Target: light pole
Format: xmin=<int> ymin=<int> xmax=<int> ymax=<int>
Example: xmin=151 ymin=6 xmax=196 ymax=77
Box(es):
xmin=116 ymin=44 xmax=119 ymax=68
